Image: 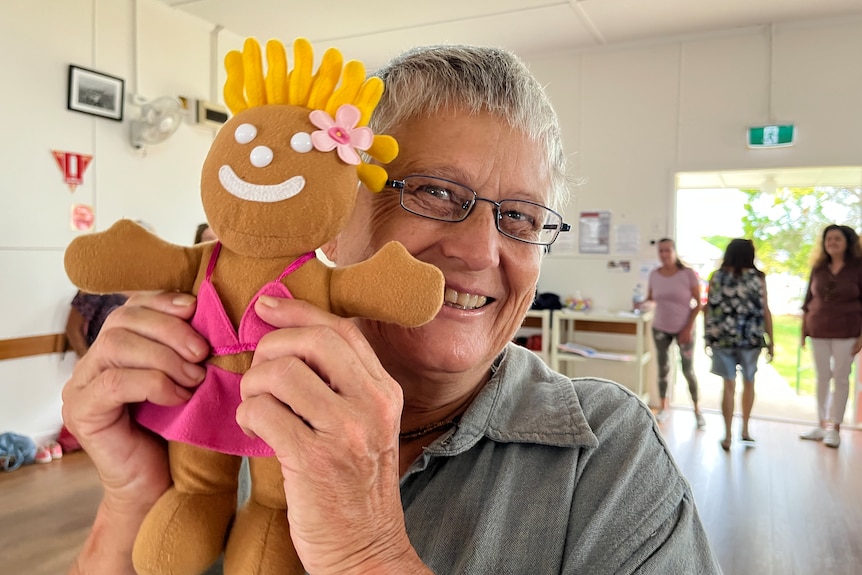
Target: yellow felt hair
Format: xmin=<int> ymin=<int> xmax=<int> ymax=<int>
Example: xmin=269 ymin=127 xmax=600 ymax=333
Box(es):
xmin=224 ymin=37 xmax=395 ymax=191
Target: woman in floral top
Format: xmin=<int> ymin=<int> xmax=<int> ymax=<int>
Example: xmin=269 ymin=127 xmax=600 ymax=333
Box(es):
xmin=704 ymin=238 xmax=774 ymax=451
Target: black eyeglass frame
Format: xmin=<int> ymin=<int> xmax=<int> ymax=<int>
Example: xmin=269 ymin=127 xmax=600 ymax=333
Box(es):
xmin=385 ymin=175 xmax=571 ymax=247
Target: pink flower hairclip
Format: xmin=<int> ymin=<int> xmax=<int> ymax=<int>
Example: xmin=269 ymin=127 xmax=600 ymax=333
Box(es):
xmin=309 ymin=104 xmax=373 ymax=165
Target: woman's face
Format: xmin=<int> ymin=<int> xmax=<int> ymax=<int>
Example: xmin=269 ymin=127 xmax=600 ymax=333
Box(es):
xmin=657 ymin=241 xmax=676 ymax=266
xmin=824 ymin=229 xmax=847 ymax=259
xmin=328 ymin=110 xmax=550 ymax=378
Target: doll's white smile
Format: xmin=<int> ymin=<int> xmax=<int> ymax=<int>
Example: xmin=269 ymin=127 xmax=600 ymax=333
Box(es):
xmin=218 ymin=165 xmax=305 ymax=203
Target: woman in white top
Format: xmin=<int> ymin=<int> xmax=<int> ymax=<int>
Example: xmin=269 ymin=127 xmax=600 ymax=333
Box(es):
xmin=647 ymin=238 xmax=704 ymax=427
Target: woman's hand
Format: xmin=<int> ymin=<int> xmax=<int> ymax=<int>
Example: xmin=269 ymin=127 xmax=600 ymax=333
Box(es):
xmin=238 ymin=296 xmax=428 ymax=575
xmin=677 ymin=327 xmax=693 ymax=346
xmin=766 ymin=342 xmax=775 ymax=363
xmin=63 ymin=292 xmax=208 ymax=573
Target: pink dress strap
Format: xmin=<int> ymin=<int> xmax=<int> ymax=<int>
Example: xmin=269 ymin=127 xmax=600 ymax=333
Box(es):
xmin=205 ymin=241 xmax=222 ymax=281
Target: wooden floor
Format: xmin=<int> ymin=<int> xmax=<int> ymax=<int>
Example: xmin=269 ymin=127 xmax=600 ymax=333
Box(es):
xmin=1 ymin=414 xmax=860 ymax=575
xmin=660 ymin=408 xmax=862 ymax=575
xmin=0 ymin=450 xmax=102 ymax=575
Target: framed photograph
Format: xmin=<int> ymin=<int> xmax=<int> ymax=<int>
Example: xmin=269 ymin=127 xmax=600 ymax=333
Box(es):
xmin=67 ymin=65 xmax=125 ymax=121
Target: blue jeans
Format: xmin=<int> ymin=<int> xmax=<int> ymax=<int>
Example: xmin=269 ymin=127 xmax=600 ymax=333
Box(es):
xmin=709 ymin=346 xmax=761 ymax=382
xmin=652 ymin=328 xmax=698 ymax=402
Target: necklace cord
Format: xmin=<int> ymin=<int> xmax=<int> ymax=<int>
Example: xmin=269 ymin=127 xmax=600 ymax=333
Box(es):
xmin=399 ymin=417 xmax=459 ymax=441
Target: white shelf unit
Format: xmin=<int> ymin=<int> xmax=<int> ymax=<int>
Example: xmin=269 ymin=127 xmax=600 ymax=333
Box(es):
xmin=550 ymin=309 xmax=654 ymax=402
xmin=515 ymin=309 xmax=551 ymax=363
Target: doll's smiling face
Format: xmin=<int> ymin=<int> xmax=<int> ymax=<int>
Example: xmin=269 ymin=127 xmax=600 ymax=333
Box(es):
xmin=201 ymin=105 xmax=359 ymax=258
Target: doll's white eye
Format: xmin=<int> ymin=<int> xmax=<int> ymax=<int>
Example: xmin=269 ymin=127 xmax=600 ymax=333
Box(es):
xmin=290 ymin=132 xmax=313 ymax=153
xmin=235 ymin=123 xmax=257 ymax=145
xmin=250 ymin=145 xmax=273 ymax=168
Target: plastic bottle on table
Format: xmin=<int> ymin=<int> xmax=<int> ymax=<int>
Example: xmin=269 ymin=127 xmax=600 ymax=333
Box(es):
xmin=632 ymin=283 xmax=646 ymax=313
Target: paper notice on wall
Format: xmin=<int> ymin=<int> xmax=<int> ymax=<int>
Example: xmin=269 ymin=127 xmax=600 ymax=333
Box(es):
xmin=615 ymin=224 xmax=640 ymax=254
xmin=640 ymin=261 xmax=657 ymax=284
xmin=550 ymin=224 xmax=577 ymax=255
xmin=579 ymin=210 xmax=610 ymax=253
xmin=606 ymin=260 xmax=631 ymax=273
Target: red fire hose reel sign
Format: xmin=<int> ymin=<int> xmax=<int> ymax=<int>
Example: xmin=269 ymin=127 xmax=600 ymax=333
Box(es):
xmin=52 ymin=150 xmax=93 ymax=192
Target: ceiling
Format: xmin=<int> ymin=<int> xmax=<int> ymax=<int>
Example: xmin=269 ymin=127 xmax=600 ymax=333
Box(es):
xmin=157 ymin=0 xmax=862 ymax=188
xmin=157 ymin=0 xmax=862 ymax=68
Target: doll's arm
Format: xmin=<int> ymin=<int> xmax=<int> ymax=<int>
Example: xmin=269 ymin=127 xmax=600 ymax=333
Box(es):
xmin=330 ymin=241 xmax=444 ymax=327
xmin=65 ymin=219 xmax=204 ymax=294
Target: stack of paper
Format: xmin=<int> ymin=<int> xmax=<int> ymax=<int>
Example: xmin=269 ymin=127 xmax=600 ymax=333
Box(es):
xmin=557 ymin=342 xmax=634 ymax=362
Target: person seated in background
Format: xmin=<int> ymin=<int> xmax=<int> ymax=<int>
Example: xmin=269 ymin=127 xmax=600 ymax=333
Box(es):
xmin=64 ymin=290 xmax=129 ymax=358
xmin=63 ymin=42 xmax=720 ymax=574
xmin=195 ymin=222 xmax=218 ymax=244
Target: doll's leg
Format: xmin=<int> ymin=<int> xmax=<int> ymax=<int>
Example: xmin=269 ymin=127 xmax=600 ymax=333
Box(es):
xmin=133 ymin=442 xmax=241 ymax=575
xmin=223 ymin=455 xmax=303 ymax=575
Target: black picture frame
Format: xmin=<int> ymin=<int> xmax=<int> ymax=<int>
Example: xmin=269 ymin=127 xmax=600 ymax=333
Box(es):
xmin=67 ymin=65 xmax=125 ymax=121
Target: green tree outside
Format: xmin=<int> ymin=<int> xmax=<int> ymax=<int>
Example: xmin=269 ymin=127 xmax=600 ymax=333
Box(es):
xmin=740 ymin=186 xmax=861 ymax=277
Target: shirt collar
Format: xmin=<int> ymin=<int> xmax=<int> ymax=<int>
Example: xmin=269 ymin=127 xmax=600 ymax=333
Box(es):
xmin=424 ymin=344 xmax=599 ymax=456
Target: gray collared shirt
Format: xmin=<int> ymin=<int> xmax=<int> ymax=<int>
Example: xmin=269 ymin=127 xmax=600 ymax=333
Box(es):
xmin=210 ymin=344 xmax=720 ymax=575
xmin=400 ymin=343 xmax=722 ymax=574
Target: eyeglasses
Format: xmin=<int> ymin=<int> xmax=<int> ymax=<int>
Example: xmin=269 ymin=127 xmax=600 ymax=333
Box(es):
xmin=385 ymin=175 xmax=571 ymax=246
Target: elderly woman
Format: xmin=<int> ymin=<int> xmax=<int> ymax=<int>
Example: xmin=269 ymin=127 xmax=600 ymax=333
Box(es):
xmin=64 ymin=44 xmax=719 ymax=574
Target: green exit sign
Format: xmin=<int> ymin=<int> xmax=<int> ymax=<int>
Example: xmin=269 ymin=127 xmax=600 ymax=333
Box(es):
xmin=747 ymin=124 xmax=795 ymax=148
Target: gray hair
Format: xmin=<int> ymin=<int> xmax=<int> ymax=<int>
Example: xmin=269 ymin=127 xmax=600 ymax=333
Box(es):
xmin=370 ymin=44 xmax=569 ymax=212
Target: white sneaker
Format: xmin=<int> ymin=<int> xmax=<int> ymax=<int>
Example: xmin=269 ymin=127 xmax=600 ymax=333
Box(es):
xmin=695 ymin=413 xmax=706 ymax=429
xmin=656 ymin=409 xmax=669 ymax=422
xmin=824 ymin=428 xmax=840 ymax=448
xmin=799 ymin=427 xmax=825 ymax=441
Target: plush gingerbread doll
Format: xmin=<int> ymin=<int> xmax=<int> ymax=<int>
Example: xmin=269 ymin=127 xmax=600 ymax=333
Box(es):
xmin=64 ymin=37 xmax=444 ymax=575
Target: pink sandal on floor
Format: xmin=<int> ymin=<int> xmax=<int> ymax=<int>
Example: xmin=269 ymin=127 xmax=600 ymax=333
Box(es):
xmin=34 ymin=441 xmax=62 ymax=463
xmin=34 ymin=445 xmax=52 ymax=463
xmin=46 ymin=440 xmax=62 ymax=460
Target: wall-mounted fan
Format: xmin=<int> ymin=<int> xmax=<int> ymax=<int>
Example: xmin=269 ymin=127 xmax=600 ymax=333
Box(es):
xmin=130 ymin=96 xmax=184 ymax=149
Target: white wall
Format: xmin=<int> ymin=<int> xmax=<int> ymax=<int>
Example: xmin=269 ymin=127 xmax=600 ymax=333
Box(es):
xmin=2 ymin=4 xmax=861 ymax=439
xmin=0 ymin=0 xmax=241 ymax=442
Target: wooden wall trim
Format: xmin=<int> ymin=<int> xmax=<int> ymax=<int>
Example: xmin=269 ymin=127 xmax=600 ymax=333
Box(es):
xmin=0 ymin=334 xmax=68 ymax=361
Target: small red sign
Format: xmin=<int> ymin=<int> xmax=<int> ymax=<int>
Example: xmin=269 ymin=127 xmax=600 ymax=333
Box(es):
xmin=71 ymin=204 xmax=95 ymax=231
xmin=52 ymin=150 xmax=93 ymax=192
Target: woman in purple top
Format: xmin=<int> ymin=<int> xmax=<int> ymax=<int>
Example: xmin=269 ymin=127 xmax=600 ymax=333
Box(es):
xmin=647 ymin=238 xmax=704 ymax=427
xmin=799 ymin=224 xmax=862 ymax=448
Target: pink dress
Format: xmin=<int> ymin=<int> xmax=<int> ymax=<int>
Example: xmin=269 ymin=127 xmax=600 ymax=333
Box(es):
xmin=134 ymin=243 xmax=315 ymax=457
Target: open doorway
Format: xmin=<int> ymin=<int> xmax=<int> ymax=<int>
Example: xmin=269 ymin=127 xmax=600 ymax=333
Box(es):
xmin=671 ymin=167 xmax=862 ymax=427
